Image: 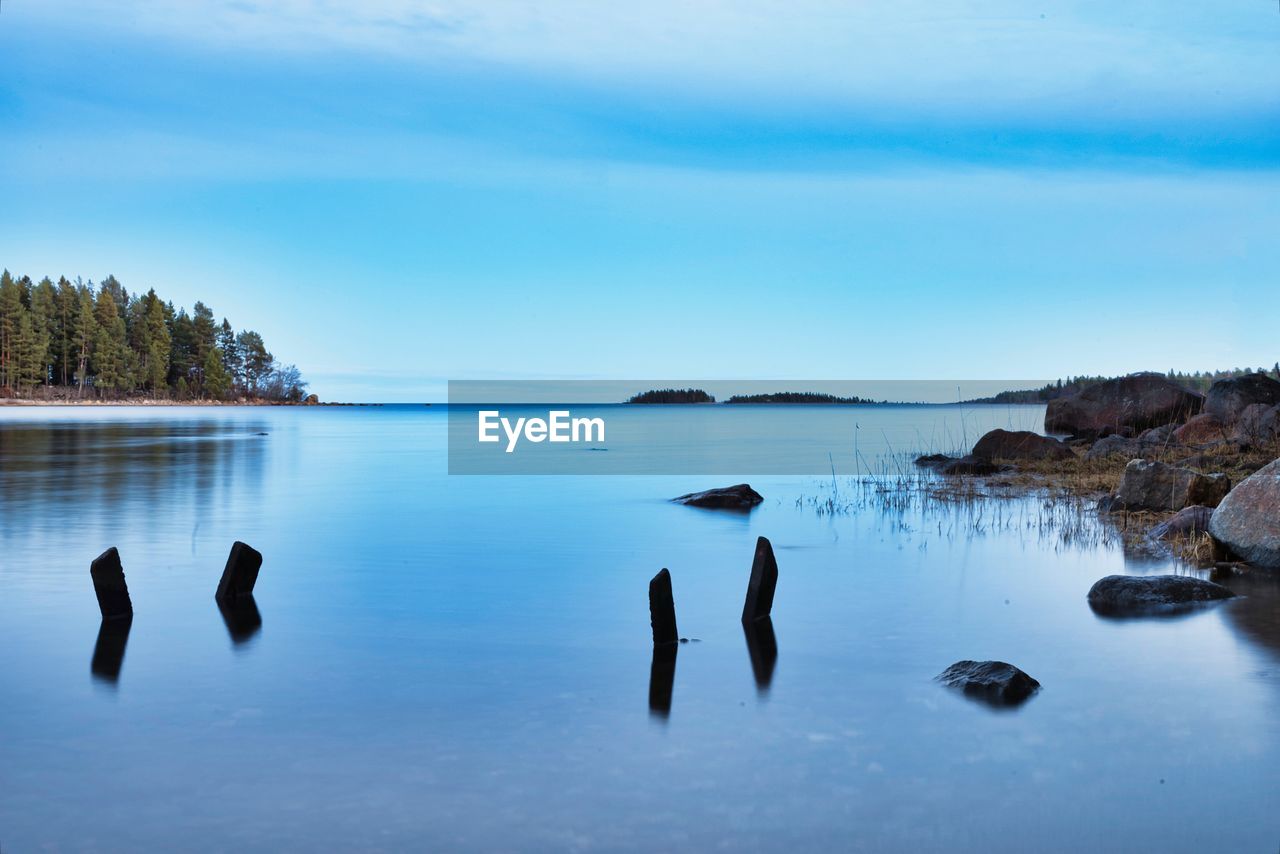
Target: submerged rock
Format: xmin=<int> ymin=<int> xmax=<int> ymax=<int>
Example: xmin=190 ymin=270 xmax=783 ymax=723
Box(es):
xmin=1114 ymin=459 xmax=1230 ymax=511
xmin=913 ymin=453 xmax=953 ymax=468
xmin=1044 ymin=373 xmax=1203 ymax=439
xmin=936 ymin=660 xmax=1040 ymax=707
xmin=1209 ymin=458 xmax=1280 ymax=569
xmin=672 ymin=483 xmax=763 ymax=509
xmin=1087 ymin=574 xmax=1235 ymax=616
xmin=971 ymin=429 xmax=1074 ymax=462
xmin=1149 ymin=505 xmax=1214 ymax=541
xmin=939 ymin=455 xmax=999 ymax=476
xmin=1205 ymin=373 xmax=1280 ymax=425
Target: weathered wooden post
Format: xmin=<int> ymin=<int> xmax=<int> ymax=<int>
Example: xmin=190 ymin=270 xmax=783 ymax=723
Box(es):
xmin=741 ymin=536 xmax=778 ymax=622
xmin=90 ymin=547 xmax=133 ymax=620
xmin=649 ymin=568 xmax=678 ymax=645
xmin=216 ymin=541 xmax=263 ymax=601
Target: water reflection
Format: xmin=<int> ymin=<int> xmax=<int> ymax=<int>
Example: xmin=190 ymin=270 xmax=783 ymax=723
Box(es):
xmin=90 ymin=617 xmax=132 ymax=685
xmin=217 ymin=594 xmax=263 ymax=647
xmin=742 ymin=617 xmax=778 ymax=693
xmin=0 ymin=421 xmax=266 ymax=540
xmin=648 ymin=644 xmax=678 ymax=719
xmin=1221 ymin=573 xmax=1280 ymax=668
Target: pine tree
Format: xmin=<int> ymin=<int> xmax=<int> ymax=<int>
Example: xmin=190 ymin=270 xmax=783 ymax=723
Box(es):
xmin=74 ymin=288 xmax=96 ymax=397
xmin=0 ymin=270 xmax=22 ymax=391
xmin=203 ymin=346 xmax=232 ymax=400
xmin=30 ymin=278 xmax=57 ymax=390
xmin=236 ymin=330 xmax=272 ymax=397
xmin=92 ymin=288 xmax=128 ymax=393
xmin=218 ymin=319 xmax=241 ymax=395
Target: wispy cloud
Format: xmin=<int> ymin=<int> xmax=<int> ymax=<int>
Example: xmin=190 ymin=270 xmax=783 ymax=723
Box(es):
xmin=19 ymin=1 xmax=1280 ymax=113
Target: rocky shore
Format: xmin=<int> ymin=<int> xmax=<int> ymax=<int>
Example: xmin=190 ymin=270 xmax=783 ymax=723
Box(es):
xmin=917 ymin=371 xmax=1280 ymax=570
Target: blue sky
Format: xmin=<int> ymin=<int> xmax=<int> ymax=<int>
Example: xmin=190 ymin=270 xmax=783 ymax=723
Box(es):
xmin=1 ymin=1 xmax=1278 ymax=401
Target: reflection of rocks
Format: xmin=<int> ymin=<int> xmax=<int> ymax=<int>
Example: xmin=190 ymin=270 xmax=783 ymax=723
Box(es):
xmin=1209 ymin=459 xmax=1280 ymax=568
xmin=1218 ymin=572 xmax=1280 ymax=666
xmin=937 ymin=660 xmax=1040 ymax=707
xmin=1087 ymin=574 xmax=1235 ymax=616
xmin=1113 ymin=460 xmax=1230 ymax=511
xmin=1205 ymin=373 xmax=1280 ymax=424
xmin=971 ymin=429 xmax=1074 ymax=462
xmin=1045 ymin=373 xmax=1203 ymax=438
xmin=672 ymin=483 xmax=763 ymax=509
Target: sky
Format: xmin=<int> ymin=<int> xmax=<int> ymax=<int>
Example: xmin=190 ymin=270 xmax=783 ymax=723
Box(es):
xmin=1 ymin=1 xmax=1278 ymax=401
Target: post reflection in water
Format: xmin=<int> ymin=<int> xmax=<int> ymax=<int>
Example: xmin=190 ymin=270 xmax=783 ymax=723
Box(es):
xmin=218 ymin=594 xmax=263 ymax=647
xmin=742 ymin=617 xmax=778 ymax=694
xmin=648 ymin=644 xmax=678 ymax=719
xmin=90 ymin=617 xmax=132 ymax=685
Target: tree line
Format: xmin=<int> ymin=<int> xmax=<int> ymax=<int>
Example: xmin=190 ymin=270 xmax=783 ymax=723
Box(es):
xmin=972 ymin=367 xmax=1280 ymax=404
xmin=0 ymin=270 xmax=308 ymax=401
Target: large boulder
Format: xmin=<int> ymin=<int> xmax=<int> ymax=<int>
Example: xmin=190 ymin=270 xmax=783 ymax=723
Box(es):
xmin=1209 ymin=458 xmax=1280 ymax=568
xmin=1087 ymin=574 xmax=1235 ymax=616
xmin=1172 ymin=413 xmax=1229 ymax=446
xmin=1113 ymin=459 xmax=1230 ymax=511
xmin=1148 ymin=505 xmax=1214 ymax=541
xmin=672 ymin=483 xmax=763 ymax=509
xmin=1232 ymin=403 xmax=1280 ymax=447
xmin=1083 ymin=434 xmax=1164 ymax=462
xmin=1045 ymin=373 xmax=1203 ymax=438
xmin=1205 ymin=373 xmax=1280 ymax=425
xmin=971 ymin=429 xmax=1074 ymax=462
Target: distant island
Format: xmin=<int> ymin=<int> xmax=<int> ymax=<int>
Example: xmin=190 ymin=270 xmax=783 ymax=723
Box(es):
xmin=725 ymin=392 xmax=878 ymax=404
xmin=0 ymin=269 xmax=310 ymax=403
xmin=625 ymin=388 xmax=715 ymax=404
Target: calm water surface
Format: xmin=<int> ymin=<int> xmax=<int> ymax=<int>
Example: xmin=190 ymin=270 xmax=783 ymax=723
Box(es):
xmin=1 ymin=405 xmax=1278 ymax=852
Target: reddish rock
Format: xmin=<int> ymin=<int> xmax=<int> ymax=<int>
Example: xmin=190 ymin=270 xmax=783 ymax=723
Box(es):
xmin=971 ymin=429 xmax=1074 ymax=462
xmin=1172 ymin=413 xmax=1229 ymax=446
xmin=1044 ymin=373 xmax=1203 ymax=438
xmin=1209 ymin=458 xmax=1280 ymax=568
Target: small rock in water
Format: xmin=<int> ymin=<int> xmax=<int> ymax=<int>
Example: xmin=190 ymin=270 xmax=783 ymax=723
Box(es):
xmin=742 ymin=536 xmax=779 ymax=622
xmin=939 ymin=455 xmax=999 ymax=476
xmin=913 ymin=454 xmax=953 ymax=469
xmin=937 ymin=660 xmax=1040 ymax=707
xmin=1087 ymin=574 xmax=1235 ymax=617
xmin=216 ymin=541 xmax=263 ymax=601
xmin=649 ymin=568 xmax=679 ymax=645
xmin=90 ymin=547 xmax=133 ymax=620
xmin=671 ymin=484 xmax=763 ymax=510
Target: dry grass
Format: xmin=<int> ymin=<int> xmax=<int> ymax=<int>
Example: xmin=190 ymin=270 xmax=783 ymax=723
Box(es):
xmin=799 ymin=438 xmax=1280 ymax=569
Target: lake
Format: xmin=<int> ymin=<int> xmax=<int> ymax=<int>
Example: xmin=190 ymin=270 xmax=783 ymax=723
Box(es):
xmin=1 ymin=404 xmax=1278 ymax=852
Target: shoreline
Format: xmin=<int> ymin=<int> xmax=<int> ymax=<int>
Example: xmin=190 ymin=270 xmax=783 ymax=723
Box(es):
xmin=0 ymin=398 xmax=353 ymax=407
